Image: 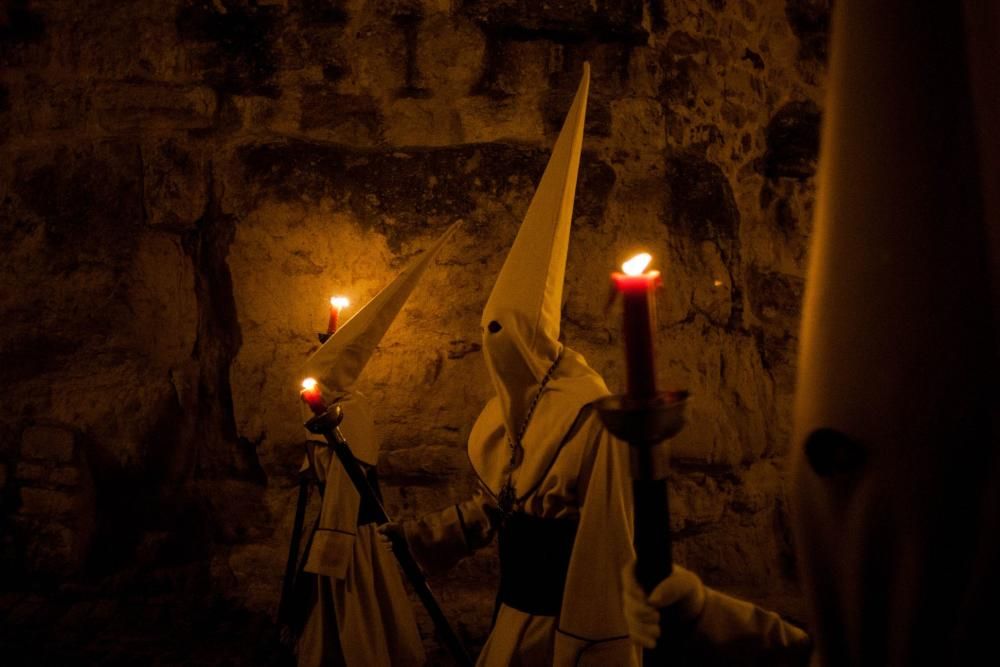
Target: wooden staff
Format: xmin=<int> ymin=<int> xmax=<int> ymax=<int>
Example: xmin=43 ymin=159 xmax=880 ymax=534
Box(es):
xmin=597 ymin=392 xmax=688 ymax=665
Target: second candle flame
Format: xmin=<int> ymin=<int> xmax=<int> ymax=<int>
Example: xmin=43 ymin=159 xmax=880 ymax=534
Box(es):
xmin=622 ymin=253 xmax=653 ymax=276
xmin=330 ymin=296 xmax=350 ymax=311
xmin=301 ymin=377 xmax=318 ymax=391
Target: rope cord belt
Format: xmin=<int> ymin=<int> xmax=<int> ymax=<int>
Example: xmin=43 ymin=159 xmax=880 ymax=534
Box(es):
xmin=498 ymin=349 xmax=564 ymax=517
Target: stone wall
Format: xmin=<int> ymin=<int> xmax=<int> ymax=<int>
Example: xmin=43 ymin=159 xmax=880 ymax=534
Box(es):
xmin=1 ymin=0 xmax=826 ymax=660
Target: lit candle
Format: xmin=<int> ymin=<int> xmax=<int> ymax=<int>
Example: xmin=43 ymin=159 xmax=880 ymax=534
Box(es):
xmin=327 ymin=296 xmax=350 ymax=335
xmin=300 ymin=377 xmax=327 ymax=416
xmin=612 ymin=252 xmax=662 ymax=399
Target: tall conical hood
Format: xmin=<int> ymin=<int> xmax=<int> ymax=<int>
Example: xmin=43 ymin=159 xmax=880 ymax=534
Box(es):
xmin=790 ymin=2 xmax=998 ymax=665
xmin=304 ymin=222 xmax=460 ymax=393
xmin=481 ymin=62 xmax=589 ymax=375
xmin=479 ymin=64 xmax=590 ymax=443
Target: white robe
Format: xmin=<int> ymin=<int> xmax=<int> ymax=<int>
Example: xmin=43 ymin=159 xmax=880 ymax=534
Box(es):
xmin=671 ymin=575 xmax=812 ymax=666
xmin=297 ymin=395 xmax=424 ymax=667
xmin=404 ymin=349 xmax=639 ymax=666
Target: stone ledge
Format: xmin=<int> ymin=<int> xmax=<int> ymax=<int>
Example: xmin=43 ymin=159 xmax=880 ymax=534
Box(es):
xmin=18 ymin=488 xmax=77 ymax=516
xmin=232 ymin=139 xmax=615 ymax=247
xmin=461 ymin=0 xmax=647 ymax=45
xmin=15 ymin=461 xmax=81 ymax=488
xmin=20 ymin=425 xmax=76 ymax=464
xmin=95 ymin=82 xmax=217 ymax=132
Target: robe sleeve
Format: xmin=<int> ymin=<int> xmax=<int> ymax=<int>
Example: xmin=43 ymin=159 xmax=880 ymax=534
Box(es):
xmin=555 ymin=412 xmax=640 ymax=666
xmin=682 ymin=585 xmax=812 ymax=666
xmin=303 ymin=447 xmax=362 ymax=579
xmin=402 ymin=490 xmax=500 ymax=576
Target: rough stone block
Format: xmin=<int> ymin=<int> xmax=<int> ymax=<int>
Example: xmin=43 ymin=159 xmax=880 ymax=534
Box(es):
xmin=21 ymin=521 xmax=90 ymax=578
xmin=232 ymin=141 xmax=614 ymax=248
xmin=95 ymin=82 xmax=217 ymax=131
xmin=747 ymin=268 xmax=805 ymax=334
xmin=410 ymin=14 xmax=486 ymax=97
xmin=300 ymin=0 xmax=349 ymax=24
xmin=21 ymin=425 xmax=75 ymax=463
xmin=10 ymin=140 xmax=144 ymax=266
xmin=461 ymin=0 xmax=646 ymax=44
xmin=15 ymin=461 xmax=49 ymax=483
xmin=379 ymin=445 xmax=469 ymax=484
xmin=0 ymin=1 xmax=46 ymax=68
xmin=142 ymin=139 xmax=208 ymax=230
xmin=50 ymin=466 xmax=82 ymax=487
xmin=175 ymin=1 xmax=282 ymax=97
xmin=299 ymin=87 xmax=381 ymax=139
xmin=785 ymin=0 xmax=831 ymax=62
xmin=2 ymin=77 xmax=88 ymax=137
xmin=19 ymin=488 xmax=76 ymax=516
xmin=762 ymin=100 xmax=821 ymax=179
xmin=664 ymin=152 xmax=741 ymax=244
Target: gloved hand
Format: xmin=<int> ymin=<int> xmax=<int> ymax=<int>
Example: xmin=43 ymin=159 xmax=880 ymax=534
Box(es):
xmin=376 ymin=522 xmax=404 ymax=553
xmin=621 ymin=562 xmax=706 ymax=649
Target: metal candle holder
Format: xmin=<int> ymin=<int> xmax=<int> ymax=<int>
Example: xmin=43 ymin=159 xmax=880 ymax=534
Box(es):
xmin=596 ymin=389 xmax=688 ymax=663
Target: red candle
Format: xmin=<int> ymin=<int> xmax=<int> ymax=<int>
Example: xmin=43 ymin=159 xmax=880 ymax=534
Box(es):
xmin=300 ymin=377 xmax=327 ymax=416
xmin=612 ymin=253 xmax=662 ymax=399
xmin=327 ymin=296 xmax=350 ymax=335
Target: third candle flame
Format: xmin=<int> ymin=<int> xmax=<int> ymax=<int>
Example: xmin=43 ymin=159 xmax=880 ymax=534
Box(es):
xmin=622 ymin=253 xmax=653 ymax=276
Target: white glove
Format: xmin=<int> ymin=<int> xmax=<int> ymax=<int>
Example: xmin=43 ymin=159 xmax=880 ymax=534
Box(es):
xmin=376 ymin=521 xmax=404 ymax=553
xmin=621 ymin=562 xmax=706 ymax=649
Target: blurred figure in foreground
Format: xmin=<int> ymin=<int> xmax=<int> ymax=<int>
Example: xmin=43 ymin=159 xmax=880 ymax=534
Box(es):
xmin=624 ymin=1 xmax=999 ymax=664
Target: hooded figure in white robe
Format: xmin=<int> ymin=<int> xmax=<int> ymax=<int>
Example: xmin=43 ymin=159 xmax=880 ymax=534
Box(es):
xmin=295 ymin=223 xmax=460 ymax=666
xmin=790 ymin=1 xmax=999 ymax=664
xmin=623 ymin=2 xmax=1000 ymax=665
xmin=389 ymin=64 xmax=640 ymax=666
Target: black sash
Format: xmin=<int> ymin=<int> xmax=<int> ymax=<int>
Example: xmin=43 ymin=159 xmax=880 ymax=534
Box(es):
xmin=497 ymin=512 xmax=578 ymax=617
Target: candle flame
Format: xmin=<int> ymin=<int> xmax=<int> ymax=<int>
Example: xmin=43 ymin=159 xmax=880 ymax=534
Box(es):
xmin=622 ymin=253 xmax=653 ymax=276
xmin=330 ymin=296 xmax=350 ymax=311
xmin=301 ymin=377 xmax=318 ymax=391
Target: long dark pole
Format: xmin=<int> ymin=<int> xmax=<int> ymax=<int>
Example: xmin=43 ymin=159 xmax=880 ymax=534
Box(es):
xmin=632 ymin=443 xmax=676 ymax=666
xmin=305 ymin=408 xmax=474 ymax=667
xmin=278 ymin=477 xmax=310 ymax=627
xmin=596 ymin=392 xmax=687 ymax=665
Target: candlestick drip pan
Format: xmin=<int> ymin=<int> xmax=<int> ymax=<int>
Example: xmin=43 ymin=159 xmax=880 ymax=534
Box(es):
xmin=595 ymin=391 xmax=688 ymax=444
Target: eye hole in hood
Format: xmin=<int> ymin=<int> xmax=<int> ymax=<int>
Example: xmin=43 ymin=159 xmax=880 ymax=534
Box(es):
xmin=804 ymin=428 xmax=867 ymax=477
xmin=487 ymin=320 xmax=502 ymax=334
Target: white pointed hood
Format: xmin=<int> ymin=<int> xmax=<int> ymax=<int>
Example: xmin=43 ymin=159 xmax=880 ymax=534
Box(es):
xmin=481 ymin=64 xmax=589 ymax=377
xmin=470 ymin=64 xmax=610 ymax=497
xmin=304 ymin=222 xmax=460 ymax=392
xmin=301 ymin=222 xmax=460 ymax=463
xmin=790 ymin=2 xmax=999 ymax=665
